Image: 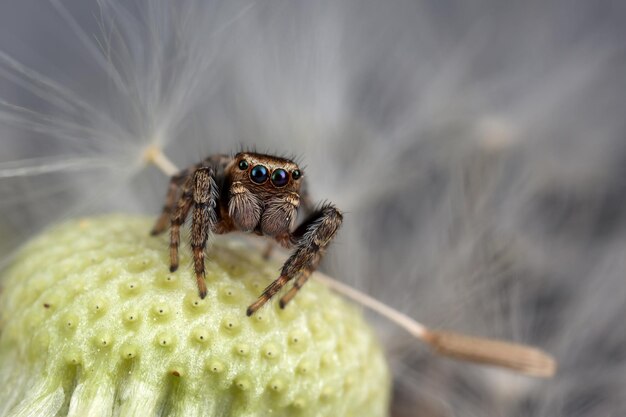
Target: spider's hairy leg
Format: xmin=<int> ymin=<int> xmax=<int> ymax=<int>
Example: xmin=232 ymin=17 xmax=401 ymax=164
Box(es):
xmin=278 ymin=269 xmax=313 ymax=307
xmin=246 ymin=204 xmax=343 ymax=316
xmin=190 ymin=167 xmax=219 ymax=299
xmin=246 ymin=275 xmax=290 ymax=316
xmin=168 ymin=173 xmax=196 ymax=273
xmin=151 ymin=166 xmax=196 ymax=236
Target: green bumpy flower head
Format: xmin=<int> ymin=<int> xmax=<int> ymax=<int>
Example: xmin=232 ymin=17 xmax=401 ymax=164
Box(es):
xmin=0 ymin=215 xmax=389 ymax=417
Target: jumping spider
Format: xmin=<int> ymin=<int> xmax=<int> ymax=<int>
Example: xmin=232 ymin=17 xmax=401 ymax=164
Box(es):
xmin=151 ymin=152 xmax=343 ymax=316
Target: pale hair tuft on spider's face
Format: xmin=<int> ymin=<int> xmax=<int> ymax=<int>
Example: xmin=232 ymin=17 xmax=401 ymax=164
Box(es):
xmin=151 ymin=151 xmax=341 ymax=316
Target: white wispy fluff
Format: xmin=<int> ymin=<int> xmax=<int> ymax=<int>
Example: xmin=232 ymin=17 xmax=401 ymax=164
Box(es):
xmin=1 ymin=0 xmax=625 ymax=415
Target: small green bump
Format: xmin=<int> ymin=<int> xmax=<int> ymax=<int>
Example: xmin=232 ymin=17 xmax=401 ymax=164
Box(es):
xmin=157 ymin=273 xmax=178 ymax=288
xmin=320 ymin=352 xmax=336 ymax=369
xmin=226 ymin=264 xmax=247 ymax=277
xmin=268 ymin=376 xmax=286 ymax=393
xmin=155 ymin=331 xmax=176 ymax=348
xmin=184 ymin=293 xmax=209 ymax=313
xmin=93 ymin=331 xmax=114 ymax=348
xmin=288 ymin=330 xmax=308 ymax=351
xmin=320 ymin=386 xmax=335 ymax=401
xmin=151 ymin=304 xmax=171 ymax=320
xmin=234 ymin=376 xmax=251 ymax=391
xmin=221 ymin=317 xmax=240 ymax=334
xmin=60 ymin=312 xmax=79 ymax=331
xmin=122 ymin=308 xmax=140 ymax=325
xmin=120 ymin=280 xmax=141 ymax=297
xmin=234 ymin=343 xmax=250 ymax=357
xmin=88 ymin=252 xmax=104 ymax=264
xmin=207 ymin=359 xmax=225 ymax=374
xmin=63 ymin=348 xmax=82 ymax=365
xmin=190 ymin=327 xmax=210 ymax=345
xmin=297 ymin=359 xmax=315 ymax=375
xmin=262 ymin=343 xmax=280 ymax=360
xmin=218 ymin=286 xmax=241 ymax=303
xmin=89 ymin=296 xmax=108 ymax=316
xmin=66 ymin=280 xmax=86 ymax=298
xmin=250 ymin=311 xmax=272 ymax=331
xmin=98 ymin=266 xmax=119 ymax=282
xmin=308 ymin=316 xmax=329 ymax=338
xmin=127 ymin=257 xmax=152 ymax=273
xmin=291 ymin=397 xmax=307 ymax=409
xmin=168 ymin=364 xmax=185 ymax=377
xmin=248 ymin=279 xmax=264 ymax=292
xmin=120 ymin=343 xmax=138 ymax=359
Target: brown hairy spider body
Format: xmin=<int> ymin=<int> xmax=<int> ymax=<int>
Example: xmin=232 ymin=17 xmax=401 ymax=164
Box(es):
xmin=151 ymin=152 xmax=343 ymax=315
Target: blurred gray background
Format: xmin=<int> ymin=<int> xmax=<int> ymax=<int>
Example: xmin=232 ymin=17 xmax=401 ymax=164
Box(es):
xmin=1 ymin=0 xmax=625 ymax=416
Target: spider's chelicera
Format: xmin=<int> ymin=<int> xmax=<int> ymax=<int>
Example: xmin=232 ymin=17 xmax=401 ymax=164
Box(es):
xmin=151 ymin=152 xmax=343 ymax=315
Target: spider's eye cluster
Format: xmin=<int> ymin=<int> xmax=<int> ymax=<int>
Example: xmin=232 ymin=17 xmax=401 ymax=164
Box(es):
xmin=247 ymin=164 xmax=302 ymax=186
xmin=250 ymin=165 xmax=269 ymax=184
xmin=271 ymin=169 xmax=289 ymax=187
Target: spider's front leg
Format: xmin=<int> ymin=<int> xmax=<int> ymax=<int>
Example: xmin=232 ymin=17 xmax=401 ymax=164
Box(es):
xmin=161 ymin=166 xmax=219 ymax=298
xmin=189 ymin=167 xmax=219 ymax=298
xmin=246 ymin=204 xmax=343 ymax=316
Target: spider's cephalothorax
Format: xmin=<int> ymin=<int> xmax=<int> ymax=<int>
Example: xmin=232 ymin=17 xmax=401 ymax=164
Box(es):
xmin=151 ymin=152 xmax=343 ymax=315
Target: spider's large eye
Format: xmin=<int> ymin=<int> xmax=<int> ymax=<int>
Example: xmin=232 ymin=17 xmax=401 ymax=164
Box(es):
xmin=291 ymin=169 xmax=302 ymax=180
xmin=271 ymin=169 xmax=289 ymax=187
xmin=250 ymin=165 xmax=269 ymax=184
xmin=238 ymin=160 xmax=249 ymax=170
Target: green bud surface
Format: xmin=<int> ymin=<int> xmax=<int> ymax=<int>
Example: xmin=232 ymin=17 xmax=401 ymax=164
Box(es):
xmin=0 ymin=215 xmax=389 ymax=417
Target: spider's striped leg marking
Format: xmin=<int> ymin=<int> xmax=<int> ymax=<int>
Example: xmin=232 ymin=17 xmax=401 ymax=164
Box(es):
xmin=246 ymin=204 xmax=343 ymax=316
xmin=279 ymin=269 xmax=313 ymax=308
xmin=190 ymin=167 xmax=219 ymax=299
xmin=246 ymin=275 xmax=290 ymax=316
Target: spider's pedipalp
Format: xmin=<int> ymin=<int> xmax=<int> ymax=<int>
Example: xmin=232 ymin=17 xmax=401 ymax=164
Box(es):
xmin=228 ymin=181 xmax=262 ymax=232
xmin=260 ymin=192 xmax=299 ymax=237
